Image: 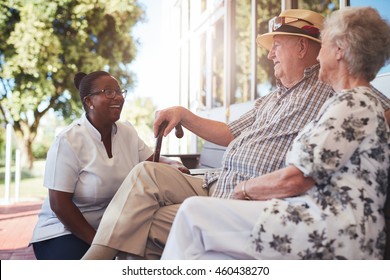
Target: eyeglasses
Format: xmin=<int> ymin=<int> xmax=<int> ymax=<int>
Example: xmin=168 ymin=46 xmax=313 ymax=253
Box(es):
xmin=84 ymin=89 xmax=127 ymax=100
xmin=268 ymin=16 xmax=314 ymax=32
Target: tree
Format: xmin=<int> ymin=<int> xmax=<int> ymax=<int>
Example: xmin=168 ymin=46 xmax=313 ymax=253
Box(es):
xmin=0 ymin=0 xmax=144 ymax=168
xmin=121 ymin=96 xmax=157 ymax=148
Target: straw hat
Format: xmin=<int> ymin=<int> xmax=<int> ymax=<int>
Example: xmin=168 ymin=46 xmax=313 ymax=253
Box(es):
xmin=256 ymin=9 xmax=325 ymax=50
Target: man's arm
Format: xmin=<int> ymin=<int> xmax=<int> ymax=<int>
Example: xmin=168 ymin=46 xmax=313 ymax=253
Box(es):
xmin=232 ymin=165 xmax=315 ymax=200
xmin=154 ymin=106 xmax=234 ymax=147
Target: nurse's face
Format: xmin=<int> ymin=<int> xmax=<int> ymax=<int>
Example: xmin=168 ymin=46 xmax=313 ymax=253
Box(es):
xmin=86 ymin=75 xmax=125 ymax=126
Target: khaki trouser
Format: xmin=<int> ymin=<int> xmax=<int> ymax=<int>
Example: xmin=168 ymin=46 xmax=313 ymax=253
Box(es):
xmin=93 ymin=162 xmax=209 ymax=259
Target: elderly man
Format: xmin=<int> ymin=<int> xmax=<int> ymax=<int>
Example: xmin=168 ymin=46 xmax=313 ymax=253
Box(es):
xmin=82 ymin=9 xmax=390 ymax=260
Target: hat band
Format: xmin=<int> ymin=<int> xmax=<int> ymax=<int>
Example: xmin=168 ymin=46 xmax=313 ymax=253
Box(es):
xmin=274 ymin=25 xmax=320 ymax=39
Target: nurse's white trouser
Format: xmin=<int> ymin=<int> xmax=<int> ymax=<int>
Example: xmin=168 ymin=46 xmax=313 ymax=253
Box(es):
xmin=161 ymin=196 xmax=261 ymax=260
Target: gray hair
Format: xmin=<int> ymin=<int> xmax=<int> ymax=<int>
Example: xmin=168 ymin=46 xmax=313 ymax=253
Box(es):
xmin=322 ymin=7 xmax=390 ymax=81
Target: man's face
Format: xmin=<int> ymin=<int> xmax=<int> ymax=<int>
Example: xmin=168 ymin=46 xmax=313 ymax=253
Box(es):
xmin=267 ymin=35 xmax=300 ymax=82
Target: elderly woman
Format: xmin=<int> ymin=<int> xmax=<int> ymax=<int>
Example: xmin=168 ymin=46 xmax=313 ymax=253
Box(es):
xmin=30 ymin=71 xmax=187 ymax=260
xmin=162 ymin=7 xmax=390 ymax=260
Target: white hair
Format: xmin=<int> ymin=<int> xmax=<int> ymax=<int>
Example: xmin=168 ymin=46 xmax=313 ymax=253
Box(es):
xmin=322 ymin=7 xmax=390 ymax=81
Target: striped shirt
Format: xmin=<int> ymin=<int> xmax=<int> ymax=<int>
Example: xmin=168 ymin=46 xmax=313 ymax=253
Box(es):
xmin=209 ymin=64 xmax=390 ymax=199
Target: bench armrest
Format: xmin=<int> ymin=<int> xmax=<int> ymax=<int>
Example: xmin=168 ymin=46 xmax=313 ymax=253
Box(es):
xmin=162 ymin=153 xmax=201 ymax=169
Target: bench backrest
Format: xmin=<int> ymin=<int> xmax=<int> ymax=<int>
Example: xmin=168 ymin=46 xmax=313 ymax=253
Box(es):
xmin=371 ymin=73 xmax=390 ymax=98
xmin=198 ymin=141 xmax=226 ymax=168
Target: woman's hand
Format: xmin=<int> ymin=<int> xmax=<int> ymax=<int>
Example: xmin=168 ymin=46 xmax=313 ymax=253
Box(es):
xmin=49 ymin=189 xmax=96 ymax=244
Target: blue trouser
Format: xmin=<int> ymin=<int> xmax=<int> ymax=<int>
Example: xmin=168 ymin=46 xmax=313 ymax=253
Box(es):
xmin=32 ymin=234 xmax=90 ymax=260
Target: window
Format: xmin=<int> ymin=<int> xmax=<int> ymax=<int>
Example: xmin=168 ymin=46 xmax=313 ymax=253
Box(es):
xmin=255 ymin=0 xmax=281 ymax=98
xmin=199 ymin=33 xmax=207 ymax=109
xmin=232 ymin=0 xmax=252 ymax=104
xmin=211 ymin=17 xmax=224 ymax=108
xmin=232 ymin=0 xmax=282 ymax=103
xmin=297 ymin=0 xmax=339 ymax=14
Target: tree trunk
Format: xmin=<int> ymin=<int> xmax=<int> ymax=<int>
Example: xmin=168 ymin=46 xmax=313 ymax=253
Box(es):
xmin=14 ymin=121 xmax=37 ymax=170
xmin=24 ymin=139 xmax=34 ymax=170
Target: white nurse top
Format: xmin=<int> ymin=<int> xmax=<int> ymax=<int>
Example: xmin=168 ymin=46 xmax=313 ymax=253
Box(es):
xmin=31 ymin=113 xmax=153 ymax=243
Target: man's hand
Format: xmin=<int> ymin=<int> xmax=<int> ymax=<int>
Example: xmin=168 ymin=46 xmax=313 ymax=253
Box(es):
xmin=167 ymin=160 xmax=190 ymax=174
xmin=232 ymin=181 xmax=249 ymax=200
xmin=158 ymin=156 xmax=190 ymax=174
xmin=154 ymin=106 xmax=184 ymax=138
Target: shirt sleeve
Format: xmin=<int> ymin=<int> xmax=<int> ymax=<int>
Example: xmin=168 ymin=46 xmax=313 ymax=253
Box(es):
xmin=286 ymin=92 xmax=379 ymax=183
xmin=43 ymin=135 xmax=79 ymax=193
xmin=228 ymin=98 xmax=264 ymax=137
xmin=137 ymin=135 xmax=153 ymax=161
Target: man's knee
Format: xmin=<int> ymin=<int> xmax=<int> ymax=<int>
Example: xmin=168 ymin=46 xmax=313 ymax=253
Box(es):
xmin=127 ymin=161 xmax=164 ymax=181
xmin=134 ymin=161 xmax=180 ymax=177
xmin=132 ymin=161 xmax=157 ymax=173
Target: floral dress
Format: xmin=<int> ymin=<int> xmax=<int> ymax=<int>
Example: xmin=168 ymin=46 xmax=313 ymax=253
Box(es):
xmin=248 ymin=87 xmax=389 ymax=259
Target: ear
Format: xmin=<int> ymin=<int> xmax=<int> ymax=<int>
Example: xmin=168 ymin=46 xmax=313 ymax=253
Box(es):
xmin=83 ymin=96 xmax=93 ymax=111
xmin=297 ymin=38 xmax=309 ymax=58
xmin=84 ymin=96 xmax=91 ymax=107
xmin=336 ymin=46 xmax=343 ymax=61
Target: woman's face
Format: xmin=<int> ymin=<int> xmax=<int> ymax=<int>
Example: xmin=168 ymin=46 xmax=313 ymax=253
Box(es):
xmin=317 ymin=34 xmax=339 ymax=86
xmin=87 ymin=75 xmax=125 ymax=125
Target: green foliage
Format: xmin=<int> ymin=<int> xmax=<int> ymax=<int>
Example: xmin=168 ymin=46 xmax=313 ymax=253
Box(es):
xmin=121 ymin=96 xmax=157 ymax=148
xmin=256 ymin=0 xmax=281 ymax=90
xmin=299 ymin=0 xmax=339 ymax=15
xmin=32 ymin=141 xmax=50 ymax=160
xmin=0 ymin=0 xmax=144 ymax=167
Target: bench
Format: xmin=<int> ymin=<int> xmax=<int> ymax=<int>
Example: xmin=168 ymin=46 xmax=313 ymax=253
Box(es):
xmin=164 ymin=141 xmax=226 ymax=170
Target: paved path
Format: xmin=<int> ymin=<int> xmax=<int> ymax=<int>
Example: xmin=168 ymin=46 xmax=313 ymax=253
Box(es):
xmin=0 ymin=201 xmax=43 ymax=260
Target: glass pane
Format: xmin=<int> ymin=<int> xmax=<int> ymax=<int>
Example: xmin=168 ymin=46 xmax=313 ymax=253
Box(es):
xmin=349 ymin=0 xmax=390 ymax=75
xmin=201 ymin=0 xmax=207 ymax=13
xmin=233 ymin=0 xmax=252 ymax=104
xmin=212 ymin=17 xmax=224 ymax=108
xmin=297 ymin=0 xmax=339 ymax=15
xmin=199 ymin=33 xmax=207 ymax=108
xmin=255 ymin=1 xmax=281 ymax=98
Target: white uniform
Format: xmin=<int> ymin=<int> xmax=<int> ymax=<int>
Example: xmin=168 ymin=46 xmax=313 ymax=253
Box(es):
xmin=31 ymin=113 xmax=152 ymax=243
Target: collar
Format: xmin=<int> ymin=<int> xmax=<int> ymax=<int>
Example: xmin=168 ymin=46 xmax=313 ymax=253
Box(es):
xmin=276 ymin=63 xmax=320 ymax=93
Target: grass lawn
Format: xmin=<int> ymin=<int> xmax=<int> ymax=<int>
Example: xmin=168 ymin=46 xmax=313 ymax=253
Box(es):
xmin=0 ymin=160 xmax=47 ymax=203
